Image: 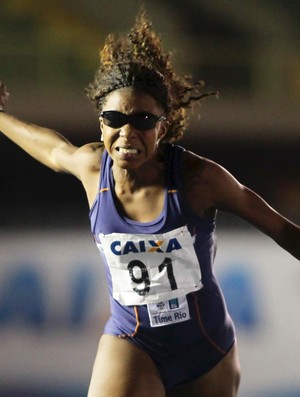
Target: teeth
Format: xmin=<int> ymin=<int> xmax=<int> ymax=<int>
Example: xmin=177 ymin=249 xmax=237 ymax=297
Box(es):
xmin=119 ymin=148 xmax=138 ymax=154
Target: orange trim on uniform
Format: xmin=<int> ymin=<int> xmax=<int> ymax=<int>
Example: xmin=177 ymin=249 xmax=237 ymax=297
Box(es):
xmin=192 ymin=293 xmax=226 ymax=354
xmin=168 ymin=189 xmax=178 ymax=193
xmin=118 ymin=306 xmax=140 ymax=339
xmin=131 ymin=306 xmax=141 ymax=337
xmin=99 ymin=187 xmax=109 ymax=193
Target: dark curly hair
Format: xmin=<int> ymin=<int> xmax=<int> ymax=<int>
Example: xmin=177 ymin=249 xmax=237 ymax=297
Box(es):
xmin=86 ymin=9 xmax=217 ymax=143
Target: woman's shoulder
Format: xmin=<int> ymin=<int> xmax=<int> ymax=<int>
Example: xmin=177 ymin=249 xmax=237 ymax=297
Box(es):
xmin=74 ymin=142 xmax=105 ymax=207
xmin=77 ymin=141 xmax=105 ymax=155
xmin=74 ymin=142 xmax=105 ymax=170
xmin=180 ymin=148 xmax=224 ymax=182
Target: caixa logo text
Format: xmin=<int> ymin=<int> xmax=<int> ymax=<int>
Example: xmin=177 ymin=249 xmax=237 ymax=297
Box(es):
xmin=110 ymin=238 xmax=182 ymax=256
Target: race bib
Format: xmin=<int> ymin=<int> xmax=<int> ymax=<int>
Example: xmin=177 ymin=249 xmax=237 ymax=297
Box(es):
xmin=97 ymin=225 xmax=202 ymax=306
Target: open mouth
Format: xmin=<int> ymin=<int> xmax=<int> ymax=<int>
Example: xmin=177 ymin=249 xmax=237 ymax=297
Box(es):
xmin=117 ymin=147 xmax=140 ymax=155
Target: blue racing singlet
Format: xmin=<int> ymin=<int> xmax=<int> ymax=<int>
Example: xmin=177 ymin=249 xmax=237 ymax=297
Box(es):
xmin=89 ymin=144 xmax=235 ymax=389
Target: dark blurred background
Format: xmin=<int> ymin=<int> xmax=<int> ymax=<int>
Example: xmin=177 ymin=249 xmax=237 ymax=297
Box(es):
xmin=1 ymin=1 xmax=300 ymax=397
xmin=1 ymin=0 xmax=299 ymax=230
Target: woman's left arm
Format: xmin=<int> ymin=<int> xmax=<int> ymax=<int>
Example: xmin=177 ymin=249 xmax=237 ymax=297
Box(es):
xmin=225 ymin=185 xmax=300 ymax=260
xmin=203 ymin=159 xmax=300 ymax=260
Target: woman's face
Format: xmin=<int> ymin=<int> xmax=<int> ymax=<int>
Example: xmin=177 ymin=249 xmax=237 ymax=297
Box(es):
xmin=100 ymin=87 xmax=168 ymax=170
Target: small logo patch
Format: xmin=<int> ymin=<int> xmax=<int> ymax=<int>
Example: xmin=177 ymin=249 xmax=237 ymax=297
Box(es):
xmin=168 ymin=298 xmax=179 ymax=310
xmin=147 ymin=295 xmax=190 ymax=327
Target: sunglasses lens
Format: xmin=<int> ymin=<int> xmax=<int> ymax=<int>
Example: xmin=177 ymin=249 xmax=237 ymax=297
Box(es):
xmin=131 ymin=114 xmax=156 ymax=130
xmin=101 ymin=111 xmax=163 ymax=130
xmin=101 ymin=111 xmax=126 ymax=128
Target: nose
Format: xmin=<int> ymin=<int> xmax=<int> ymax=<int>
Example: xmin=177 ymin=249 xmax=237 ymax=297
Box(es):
xmin=119 ymin=124 xmax=137 ymax=140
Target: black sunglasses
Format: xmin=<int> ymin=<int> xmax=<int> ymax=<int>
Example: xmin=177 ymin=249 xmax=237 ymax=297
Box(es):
xmin=100 ymin=111 xmax=166 ymax=130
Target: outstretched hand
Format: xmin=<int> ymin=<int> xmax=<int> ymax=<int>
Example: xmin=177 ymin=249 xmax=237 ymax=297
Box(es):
xmin=0 ymin=81 xmax=9 ymax=111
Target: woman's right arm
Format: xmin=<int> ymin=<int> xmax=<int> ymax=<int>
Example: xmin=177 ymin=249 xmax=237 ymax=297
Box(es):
xmin=0 ymin=111 xmax=80 ymax=174
xmin=0 ymin=81 xmax=86 ymax=178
